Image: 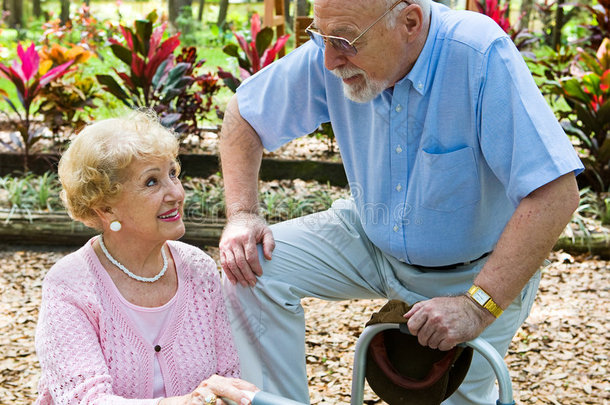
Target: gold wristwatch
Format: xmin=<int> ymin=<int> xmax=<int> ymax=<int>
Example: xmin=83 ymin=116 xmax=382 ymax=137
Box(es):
xmin=466 ymin=285 xmax=504 ymax=318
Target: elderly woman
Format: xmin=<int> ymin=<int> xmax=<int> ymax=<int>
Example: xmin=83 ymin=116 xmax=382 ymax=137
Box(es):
xmin=35 ymin=111 xmax=257 ymax=405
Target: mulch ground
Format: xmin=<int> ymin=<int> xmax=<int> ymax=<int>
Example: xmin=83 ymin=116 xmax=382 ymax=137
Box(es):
xmin=0 ymin=245 xmax=608 ymax=404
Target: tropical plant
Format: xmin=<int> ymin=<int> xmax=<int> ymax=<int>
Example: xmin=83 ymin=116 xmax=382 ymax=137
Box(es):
xmin=0 ymin=43 xmax=74 ymax=170
xmin=218 ymin=13 xmax=290 ymax=92
xmin=549 ymin=39 xmax=610 ymax=191
xmin=96 ymin=10 xmax=221 ymax=136
xmin=40 ymin=4 xmax=115 ymax=53
xmin=527 ymin=44 xmax=578 ymax=107
xmin=164 ymin=46 xmax=222 ymax=135
xmin=476 ymin=0 xmax=536 ymax=51
xmin=581 ymin=0 xmax=610 ymax=51
xmin=533 ymin=0 xmax=583 ymax=49
xmin=37 ymin=43 xmax=100 ymax=138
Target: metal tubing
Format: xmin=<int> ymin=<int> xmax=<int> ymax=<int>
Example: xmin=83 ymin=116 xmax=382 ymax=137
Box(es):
xmin=463 ymin=337 xmax=515 ymax=405
xmin=350 ymin=323 xmax=401 ymax=405
xmin=251 ymin=390 xmax=307 ymax=405
xmin=350 ymin=324 xmax=515 ymax=405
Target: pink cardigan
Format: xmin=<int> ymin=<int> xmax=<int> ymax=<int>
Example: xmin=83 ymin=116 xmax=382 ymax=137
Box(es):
xmin=35 ymin=238 xmax=240 ymax=404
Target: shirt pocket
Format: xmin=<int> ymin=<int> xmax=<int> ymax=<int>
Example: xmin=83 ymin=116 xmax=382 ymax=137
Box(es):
xmin=415 ymin=147 xmax=481 ymax=212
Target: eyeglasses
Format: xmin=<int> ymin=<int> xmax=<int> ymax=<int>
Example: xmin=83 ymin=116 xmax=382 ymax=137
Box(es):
xmin=305 ymin=0 xmax=407 ymax=57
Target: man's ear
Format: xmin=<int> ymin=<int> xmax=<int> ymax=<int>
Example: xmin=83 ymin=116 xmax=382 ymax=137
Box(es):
xmin=400 ymin=3 xmax=424 ymax=40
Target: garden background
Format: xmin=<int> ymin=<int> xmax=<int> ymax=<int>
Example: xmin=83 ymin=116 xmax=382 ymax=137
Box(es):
xmin=0 ymin=0 xmax=608 ymax=404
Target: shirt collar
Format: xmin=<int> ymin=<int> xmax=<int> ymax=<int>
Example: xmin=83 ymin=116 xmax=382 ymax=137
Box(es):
xmin=396 ymin=1 xmax=443 ymax=95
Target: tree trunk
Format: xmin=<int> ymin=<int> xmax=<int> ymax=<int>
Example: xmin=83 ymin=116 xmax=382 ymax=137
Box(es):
xmin=60 ymin=0 xmax=70 ymax=25
xmin=283 ymin=0 xmax=292 ymax=29
xmin=6 ymin=0 xmax=22 ymax=29
xmin=169 ymin=0 xmax=191 ymax=24
xmin=197 ymin=0 xmax=205 ymax=21
xmin=33 ymin=0 xmax=42 ymax=18
xmin=296 ymin=0 xmax=310 ymax=17
xmin=216 ymin=0 xmax=229 ymax=28
xmin=552 ymin=0 xmax=565 ymax=50
xmin=518 ymin=0 xmax=533 ymax=31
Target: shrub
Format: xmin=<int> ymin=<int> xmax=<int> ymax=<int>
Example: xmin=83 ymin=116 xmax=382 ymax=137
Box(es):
xmin=0 ymin=43 xmax=74 ymax=171
xmin=476 ymin=0 xmax=537 ymax=51
xmin=37 ymin=43 xmax=100 ymax=139
xmin=40 ymin=4 xmax=116 ymax=53
xmin=96 ymin=10 xmax=221 ymax=137
xmin=217 ymin=13 xmax=290 ymax=92
xmin=548 ymin=39 xmax=610 ymax=191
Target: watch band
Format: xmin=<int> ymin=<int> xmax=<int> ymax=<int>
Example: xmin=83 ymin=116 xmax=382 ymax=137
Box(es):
xmin=467 ymin=285 xmax=504 ymax=318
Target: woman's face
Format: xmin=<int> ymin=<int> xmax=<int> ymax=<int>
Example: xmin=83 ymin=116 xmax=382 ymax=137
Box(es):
xmin=108 ymin=157 xmax=185 ymax=244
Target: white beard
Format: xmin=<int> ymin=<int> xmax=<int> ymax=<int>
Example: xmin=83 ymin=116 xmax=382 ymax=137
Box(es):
xmin=331 ymin=66 xmax=389 ymax=103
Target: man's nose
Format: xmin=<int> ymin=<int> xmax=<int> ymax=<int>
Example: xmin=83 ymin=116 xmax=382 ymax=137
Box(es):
xmin=324 ymin=44 xmax=349 ymax=71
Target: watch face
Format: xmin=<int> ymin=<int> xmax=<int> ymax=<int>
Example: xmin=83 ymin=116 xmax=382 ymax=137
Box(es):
xmin=472 ymin=289 xmax=490 ymax=304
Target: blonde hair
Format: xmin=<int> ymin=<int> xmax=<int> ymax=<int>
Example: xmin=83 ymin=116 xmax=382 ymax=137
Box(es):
xmin=58 ymin=110 xmax=180 ymax=229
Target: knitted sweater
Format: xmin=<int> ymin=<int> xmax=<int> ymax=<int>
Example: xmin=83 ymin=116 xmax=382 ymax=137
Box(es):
xmin=35 ymin=238 xmax=240 ymax=404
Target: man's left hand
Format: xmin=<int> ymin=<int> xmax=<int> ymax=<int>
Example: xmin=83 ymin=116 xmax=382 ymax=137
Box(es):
xmin=404 ymin=295 xmax=496 ymax=351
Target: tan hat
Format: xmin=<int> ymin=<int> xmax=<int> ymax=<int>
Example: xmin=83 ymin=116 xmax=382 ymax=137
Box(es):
xmin=365 ymin=300 xmax=473 ymax=405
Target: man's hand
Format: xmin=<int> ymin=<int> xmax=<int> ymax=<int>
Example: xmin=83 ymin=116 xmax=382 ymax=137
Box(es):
xmin=219 ymin=212 xmax=275 ymax=287
xmin=404 ymin=295 xmax=496 ymax=351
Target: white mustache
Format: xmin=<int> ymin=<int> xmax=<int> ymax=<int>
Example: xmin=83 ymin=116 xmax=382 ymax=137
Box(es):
xmin=331 ymin=66 xmax=366 ymax=80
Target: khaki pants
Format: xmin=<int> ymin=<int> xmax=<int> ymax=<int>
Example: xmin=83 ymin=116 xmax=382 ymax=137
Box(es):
xmin=224 ymin=199 xmax=541 ymax=405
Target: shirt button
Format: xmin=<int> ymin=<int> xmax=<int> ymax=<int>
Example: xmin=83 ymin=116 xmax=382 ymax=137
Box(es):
xmin=395 ymin=145 xmax=402 ymax=153
xmin=154 ymin=345 xmax=161 ymax=352
xmin=417 ymin=82 xmax=423 ymax=90
xmin=395 ymin=183 xmax=402 ymax=191
xmin=393 ymin=225 xmax=399 ymax=232
xmin=395 ymin=104 xmax=402 ymax=112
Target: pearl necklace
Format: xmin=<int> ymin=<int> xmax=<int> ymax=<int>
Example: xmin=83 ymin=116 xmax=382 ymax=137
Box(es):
xmin=99 ymin=236 xmax=168 ymax=283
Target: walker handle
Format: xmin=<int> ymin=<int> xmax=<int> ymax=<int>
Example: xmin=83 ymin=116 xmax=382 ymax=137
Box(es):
xmin=350 ymin=323 xmax=515 ymax=405
xmin=251 ymin=390 xmax=307 ymax=405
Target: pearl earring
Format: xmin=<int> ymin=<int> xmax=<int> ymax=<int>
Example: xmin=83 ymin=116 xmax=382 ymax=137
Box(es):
xmin=110 ymin=220 xmax=122 ymax=232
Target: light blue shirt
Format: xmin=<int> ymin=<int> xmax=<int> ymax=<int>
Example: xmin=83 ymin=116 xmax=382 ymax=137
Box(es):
xmin=236 ymin=3 xmax=583 ymax=266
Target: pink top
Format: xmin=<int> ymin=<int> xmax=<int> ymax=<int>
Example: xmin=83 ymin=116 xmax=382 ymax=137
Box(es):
xmin=35 ymin=239 xmax=240 ymax=404
xmin=120 ymin=290 xmax=177 ymax=398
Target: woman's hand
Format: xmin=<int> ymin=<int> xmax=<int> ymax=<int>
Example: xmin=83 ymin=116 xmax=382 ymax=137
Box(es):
xmin=174 ymin=375 xmax=258 ymax=405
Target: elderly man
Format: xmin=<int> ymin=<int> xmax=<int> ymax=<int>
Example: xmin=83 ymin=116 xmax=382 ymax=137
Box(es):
xmin=218 ymin=0 xmax=583 ymax=403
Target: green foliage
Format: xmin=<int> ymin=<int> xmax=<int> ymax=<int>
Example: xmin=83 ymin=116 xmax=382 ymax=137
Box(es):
xmin=182 ymin=175 xmax=343 ymax=222
xmin=542 ymin=41 xmax=610 ymax=191
xmin=0 ymin=42 xmax=75 ymax=171
xmin=174 ymin=5 xmax=200 ymax=47
xmin=183 ymin=175 xmax=227 ymax=221
xmin=527 ymin=44 xmax=578 ymax=108
xmin=582 ymin=0 xmax=610 ymax=50
xmin=567 ymin=187 xmax=610 ymax=243
xmin=40 ymin=4 xmax=118 ymax=52
xmin=217 ymin=13 xmax=290 ymax=92
xmin=308 ymin=122 xmax=337 ymax=155
xmin=533 ymin=0 xmax=586 ymax=49
xmin=0 ymin=172 xmax=63 ymax=222
xmin=0 ymin=173 xmax=347 ymax=225
xmin=37 ymin=43 xmax=101 ymax=138
xmin=96 ymin=10 xmax=221 ymax=136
